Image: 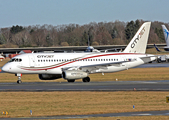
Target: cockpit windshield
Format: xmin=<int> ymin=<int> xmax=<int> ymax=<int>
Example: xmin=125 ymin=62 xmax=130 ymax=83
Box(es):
xmin=8 ymin=58 xmax=22 ymax=62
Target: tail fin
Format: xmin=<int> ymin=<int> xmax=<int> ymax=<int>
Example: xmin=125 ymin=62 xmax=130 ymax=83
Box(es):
xmin=162 ymin=25 xmax=169 ymax=46
xmin=123 ymin=22 xmax=151 ymax=53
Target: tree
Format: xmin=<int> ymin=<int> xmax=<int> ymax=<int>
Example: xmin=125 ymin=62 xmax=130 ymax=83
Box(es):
xmin=155 ymin=27 xmax=165 ymax=42
xmin=109 ymin=26 xmax=117 ymax=39
xmin=125 ymin=20 xmax=140 ymax=43
xmin=10 ymin=25 xmax=24 ymax=34
xmin=81 ymin=31 xmax=88 ymax=46
xmin=0 ymin=34 xmax=6 ymax=44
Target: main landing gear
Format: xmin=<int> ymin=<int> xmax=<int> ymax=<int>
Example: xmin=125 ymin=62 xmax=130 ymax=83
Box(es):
xmin=82 ymin=77 xmax=90 ymax=82
xmin=15 ymin=73 xmax=22 ymax=84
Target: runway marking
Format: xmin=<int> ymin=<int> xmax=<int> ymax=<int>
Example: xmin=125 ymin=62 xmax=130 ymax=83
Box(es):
xmin=132 ymin=113 xmax=152 ymax=116
xmin=139 ymin=82 xmax=157 ymax=84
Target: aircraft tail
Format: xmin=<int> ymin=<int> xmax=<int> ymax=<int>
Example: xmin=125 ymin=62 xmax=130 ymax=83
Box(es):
xmin=123 ymin=22 xmax=151 ymax=53
xmin=162 ymin=25 xmax=169 ymax=46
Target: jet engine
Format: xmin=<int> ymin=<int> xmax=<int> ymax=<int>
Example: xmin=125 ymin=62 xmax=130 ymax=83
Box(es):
xmin=39 ymin=74 xmax=62 ymax=80
xmin=62 ymin=70 xmax=88 ymax=80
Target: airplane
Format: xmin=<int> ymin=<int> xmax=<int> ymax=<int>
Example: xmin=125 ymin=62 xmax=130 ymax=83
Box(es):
xmin=154 ymin=25 xmax=169 ymax=52
xmin=2 ymin=22 xmax=156 ymax=84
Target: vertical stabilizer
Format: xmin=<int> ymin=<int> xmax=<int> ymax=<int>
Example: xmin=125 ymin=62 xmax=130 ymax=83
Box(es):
xmin=162 ymin=25 xmax=169 ymax=46
xmin=123 ymin=22 xmax=151 ymax=53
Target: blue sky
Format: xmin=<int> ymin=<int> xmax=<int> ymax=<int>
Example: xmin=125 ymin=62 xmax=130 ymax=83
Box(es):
xmin=0 ymin=0 xmax=168 ymax=28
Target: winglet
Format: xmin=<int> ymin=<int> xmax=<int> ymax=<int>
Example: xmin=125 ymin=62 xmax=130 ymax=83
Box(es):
xmin=123 ymin=22 xmax=151 ymax=53
xmin=154 ymin=44 xmax=161 ymax=52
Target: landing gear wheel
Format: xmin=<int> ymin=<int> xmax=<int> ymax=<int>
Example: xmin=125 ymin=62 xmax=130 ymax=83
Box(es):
xmin=82 ymin=77 xmax=90 ymax=82
xmin=17 ymin=76 xmax=22 ymax=84
xmin=17 ymin=80 xmax=22 ymax=84
xmin=67 ymin=79 xmax=75 ymax=82
xmin=157 ymin=58 xmax=161 ymax=63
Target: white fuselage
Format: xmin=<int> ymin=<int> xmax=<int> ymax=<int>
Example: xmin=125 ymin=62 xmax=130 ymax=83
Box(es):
xmin=2 ymin=52 xmax=155 ymax=75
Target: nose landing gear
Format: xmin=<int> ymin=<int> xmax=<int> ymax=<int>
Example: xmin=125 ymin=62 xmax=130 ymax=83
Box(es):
xmin=15 ymin=73 xmax=22 ymax=84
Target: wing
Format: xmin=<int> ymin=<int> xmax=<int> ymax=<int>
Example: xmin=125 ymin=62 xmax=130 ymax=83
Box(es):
xmin=62 ymin=59 xmax=135 ymax=73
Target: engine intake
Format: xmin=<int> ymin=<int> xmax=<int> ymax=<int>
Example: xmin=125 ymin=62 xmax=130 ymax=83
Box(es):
xmin=62 ymin=70 xmax=88 ymax=80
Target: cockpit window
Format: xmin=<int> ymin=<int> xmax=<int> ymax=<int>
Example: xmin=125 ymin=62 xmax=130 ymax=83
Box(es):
xmin=9 ymin=58 xmax=22 ymax=62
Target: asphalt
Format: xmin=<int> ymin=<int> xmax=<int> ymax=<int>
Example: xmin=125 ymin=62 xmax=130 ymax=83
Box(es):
xmin=0 ymin=80 xmax=169 ymax=91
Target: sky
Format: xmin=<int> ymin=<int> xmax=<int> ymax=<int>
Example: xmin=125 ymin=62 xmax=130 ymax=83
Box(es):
xmin=0 ymin=0 xmax=168 ymax=28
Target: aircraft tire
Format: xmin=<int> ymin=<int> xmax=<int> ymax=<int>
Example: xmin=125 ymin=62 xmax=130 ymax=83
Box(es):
xmin=17 ymin=80 xmax=22 ymax=84
xmin=157 ymin=59 xmax=161 ymax=63
xmin=82 ymin=77 xmax=90 ymax=82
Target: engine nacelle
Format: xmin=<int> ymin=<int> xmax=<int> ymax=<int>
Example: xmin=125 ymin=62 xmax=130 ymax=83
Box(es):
xmin=62 ymin=70 xmax=88 ymax=80
xmin=39 ymin=74 xmax=62 ymax=80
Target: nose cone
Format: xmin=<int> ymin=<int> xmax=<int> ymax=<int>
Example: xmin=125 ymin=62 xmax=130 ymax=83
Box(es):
xmin=2 ymin=64 xmax=9 ymax=72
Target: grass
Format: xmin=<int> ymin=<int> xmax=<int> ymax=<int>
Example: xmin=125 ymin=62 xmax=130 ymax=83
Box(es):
xmin=0 ymin=91 xmax=169 ymax=118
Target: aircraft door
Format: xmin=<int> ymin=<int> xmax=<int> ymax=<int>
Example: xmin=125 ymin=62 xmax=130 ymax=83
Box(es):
xmin=28 ymin=55 xmax=35 ymax=67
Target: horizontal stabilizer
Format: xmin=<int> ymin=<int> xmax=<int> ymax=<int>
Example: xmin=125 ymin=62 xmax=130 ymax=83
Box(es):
xmin=140 ymin=55 xmax=157 ymax=63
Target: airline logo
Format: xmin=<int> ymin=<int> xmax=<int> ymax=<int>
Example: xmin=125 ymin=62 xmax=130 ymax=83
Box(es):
xmin=37 ymin=55 xmax=54 ymax=58
xmin=131 ymin=27 xmax=145 ymax=48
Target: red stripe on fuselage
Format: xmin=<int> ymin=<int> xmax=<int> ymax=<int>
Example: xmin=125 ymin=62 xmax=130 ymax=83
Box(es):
xmin=21 ymin=53 xmax=142 ymax=71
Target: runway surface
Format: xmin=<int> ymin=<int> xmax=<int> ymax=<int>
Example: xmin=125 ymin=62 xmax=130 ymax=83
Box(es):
xmin=2 ymin=110 xmax=169 ymax=119
xmin=0 ymin=80 xmax=169 ymax=91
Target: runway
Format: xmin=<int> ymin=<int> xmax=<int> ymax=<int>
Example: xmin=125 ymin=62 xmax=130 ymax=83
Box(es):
xmin=2 ymin=110 xmax=169 ymax=119
xmin=0 ymin=80 xmax=169 ymax=91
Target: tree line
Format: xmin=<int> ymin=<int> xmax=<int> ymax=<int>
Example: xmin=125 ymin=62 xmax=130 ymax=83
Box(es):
xmin=0 ymin=20 xmax=168 ymax=48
